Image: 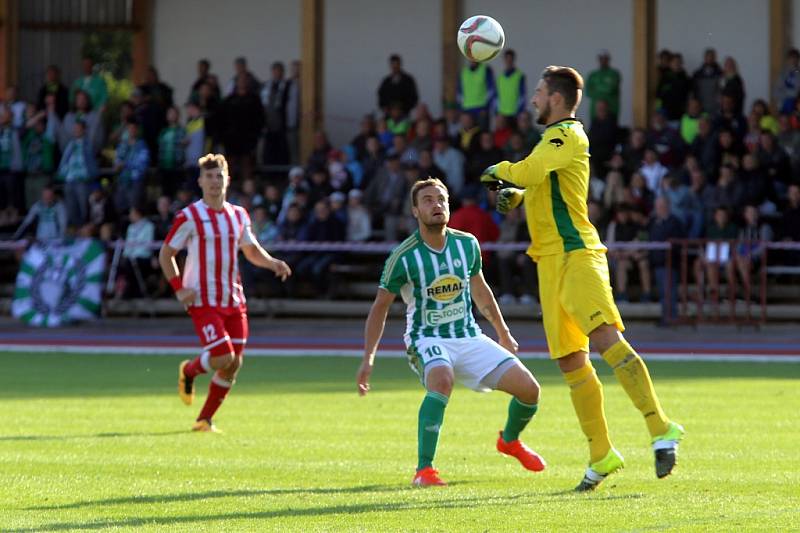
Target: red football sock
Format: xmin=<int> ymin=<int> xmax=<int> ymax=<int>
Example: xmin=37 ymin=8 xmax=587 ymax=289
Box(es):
xmin=184 ymin=352 xmax=211 ymax=379
xmin=197 ymin=374 xmax=232 ymax=421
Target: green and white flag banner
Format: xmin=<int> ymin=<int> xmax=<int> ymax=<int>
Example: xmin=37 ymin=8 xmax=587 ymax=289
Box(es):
xmin=12 ymin=239 xmax=106 ymax=327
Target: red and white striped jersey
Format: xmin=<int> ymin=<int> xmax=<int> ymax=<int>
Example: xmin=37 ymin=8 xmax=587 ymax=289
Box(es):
xmin=165 ymin=200 xmax=257 ymax=308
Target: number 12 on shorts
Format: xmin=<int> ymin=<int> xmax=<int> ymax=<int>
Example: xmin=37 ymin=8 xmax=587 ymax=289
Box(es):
xmin=202 ymin=324 xmax=218 ymax=343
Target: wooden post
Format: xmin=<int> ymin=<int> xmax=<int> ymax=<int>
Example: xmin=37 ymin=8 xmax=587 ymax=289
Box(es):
xmin=770 ymin=0 xmax=790 ymax=109
xmin=300 ymin=0 xmax=323 ymax=165
xmin=131 ymin=0 xmax=153 ymax=85
xmin=0 ymin=0 xmax=19 ymax=91
xmin=632 ymin=0 xmax=656 ymax=129
xmin=442 ymin=0 xmax=462 ymax=108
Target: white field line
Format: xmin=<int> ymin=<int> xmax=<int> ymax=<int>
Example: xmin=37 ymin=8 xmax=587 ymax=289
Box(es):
xmin=0 ymin=344 xmax=798 ymax=363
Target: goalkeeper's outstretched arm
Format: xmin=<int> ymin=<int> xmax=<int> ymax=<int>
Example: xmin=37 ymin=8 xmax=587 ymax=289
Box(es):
xmin=481 ymin=128 xmax=575 ymax=189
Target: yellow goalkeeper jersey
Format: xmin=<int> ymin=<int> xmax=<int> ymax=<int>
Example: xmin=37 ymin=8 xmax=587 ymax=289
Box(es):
xmin=494 ymin=118 xmax=605 ymax=260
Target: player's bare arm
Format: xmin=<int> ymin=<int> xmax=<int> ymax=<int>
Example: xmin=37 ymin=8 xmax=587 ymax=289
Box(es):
xmin=470 ymin=271 xmax=518 ymax=354
xmin=241 ymin=243 xmax=292 ymax=281
xmin=357 ymin=288 xmax=396 ymax=396
xmin=158 ymin=243 xmax=196 ymax=306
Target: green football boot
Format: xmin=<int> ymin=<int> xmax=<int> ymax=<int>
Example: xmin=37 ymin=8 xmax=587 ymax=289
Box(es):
xmin=574 ymin=447 xmax=625 ymax=492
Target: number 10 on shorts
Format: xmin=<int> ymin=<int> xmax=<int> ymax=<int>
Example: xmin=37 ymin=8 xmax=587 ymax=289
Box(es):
xmin=423 ymin=344 xmax=443 ymax=362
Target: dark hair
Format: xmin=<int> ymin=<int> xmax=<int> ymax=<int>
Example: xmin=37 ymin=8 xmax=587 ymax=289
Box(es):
xmin=753 ymin=99 xmax=770 ymax=114
xmin=199 ymin=58 xmax=210 ymax=68
xmin=389 ymin=54 xmax=402 ymax=64
xmin=73 ymin=89 xmax=93 ymax=111
xmin=271 ymin=61 xmax=285 ymax=71
xmin=789 ymin=48 xmax=800 ymax=59
xmin=541 ymin=66 xmax=584 ymax=111
xmin=504 ymin=49 xmax=516 ymax=60
xmin=411 ymin=177 xmax=448 ymax=207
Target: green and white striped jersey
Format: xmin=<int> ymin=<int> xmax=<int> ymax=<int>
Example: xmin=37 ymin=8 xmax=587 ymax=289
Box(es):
xmin=380 ymin=228 xmax=483 ymax=348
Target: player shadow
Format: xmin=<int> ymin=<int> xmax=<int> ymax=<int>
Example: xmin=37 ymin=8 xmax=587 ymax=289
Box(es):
xmin=11 ymin=493 xmax=526 ymax=532
xmin=545 ymin=488 xmax=646 ymax=500
xmin=0 ymin=430 xmax=186 ymax=442
xmin=24 ymin=484 xmax=410 ymax=511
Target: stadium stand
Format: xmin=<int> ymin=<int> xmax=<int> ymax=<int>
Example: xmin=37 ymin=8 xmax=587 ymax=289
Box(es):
xmin=2 ymin=46 xmax=800 ymax=323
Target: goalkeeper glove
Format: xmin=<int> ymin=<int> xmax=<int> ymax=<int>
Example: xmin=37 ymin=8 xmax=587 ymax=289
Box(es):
xmin=480 ymin=164 xmax=508 ymax=191
xmin=480 ymin=164 xmax=518 ymax=191
xmin=496 ymin=188 xmax=524 ymax=214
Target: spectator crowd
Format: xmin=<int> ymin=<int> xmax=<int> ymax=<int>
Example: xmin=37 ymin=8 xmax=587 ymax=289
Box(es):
xmin=4 ymin=47 xmax=800 ymax=305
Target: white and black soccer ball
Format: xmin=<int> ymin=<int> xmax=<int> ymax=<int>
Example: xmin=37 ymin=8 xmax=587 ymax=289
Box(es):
xmin=457 ymin=15 xmax=505 ymax=62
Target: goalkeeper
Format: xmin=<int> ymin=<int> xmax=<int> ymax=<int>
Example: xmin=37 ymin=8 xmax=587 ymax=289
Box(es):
xmin=481 ymin=66 xmax=684 ymax=492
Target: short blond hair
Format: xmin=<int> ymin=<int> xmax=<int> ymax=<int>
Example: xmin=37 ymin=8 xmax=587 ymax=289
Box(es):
xmin=410 ymin=177 xmax=448 ymax=207
xmin=198 ymin=153 xmax=229 ymax=175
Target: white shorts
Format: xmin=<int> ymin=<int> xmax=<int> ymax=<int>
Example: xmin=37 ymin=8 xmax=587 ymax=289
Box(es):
xmin=407 ymin=334 xmax=519 ymax=392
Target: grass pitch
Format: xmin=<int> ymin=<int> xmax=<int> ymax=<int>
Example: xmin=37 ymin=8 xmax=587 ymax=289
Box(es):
xmin=2 ymin=353 xmax=798 ymax=532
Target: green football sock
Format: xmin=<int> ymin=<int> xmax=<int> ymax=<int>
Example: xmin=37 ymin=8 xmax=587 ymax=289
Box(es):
xmin=502 ymin=397 xmax=539 ymax=443
xmin=417 ymin=391 xmax=448 ymax=471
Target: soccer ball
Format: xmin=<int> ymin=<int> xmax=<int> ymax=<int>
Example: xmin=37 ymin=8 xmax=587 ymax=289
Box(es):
xmin=457 ymin=15 xmax=505 ymax=62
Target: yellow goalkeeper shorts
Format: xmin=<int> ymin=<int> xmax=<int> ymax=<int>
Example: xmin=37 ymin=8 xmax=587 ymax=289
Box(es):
xmin=535 ymin=249 xmax=624 ymax=359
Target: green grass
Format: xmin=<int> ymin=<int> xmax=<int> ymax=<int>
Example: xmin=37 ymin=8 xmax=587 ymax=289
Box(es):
xmin=1 ymin=353 xmax=799 ymax=532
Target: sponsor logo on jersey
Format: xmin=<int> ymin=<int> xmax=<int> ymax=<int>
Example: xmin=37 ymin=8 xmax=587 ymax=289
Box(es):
xmin=424 ymin=301 xmax=467 ymax=327
xmin=426 ymin=274 xmax=465 ymax=303
xmin=454 ymin=258 xmax=462 ymax=268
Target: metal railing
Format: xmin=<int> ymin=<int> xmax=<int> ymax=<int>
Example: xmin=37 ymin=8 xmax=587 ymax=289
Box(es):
xmin=665 ymin=239 xmax=800 ymax=326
